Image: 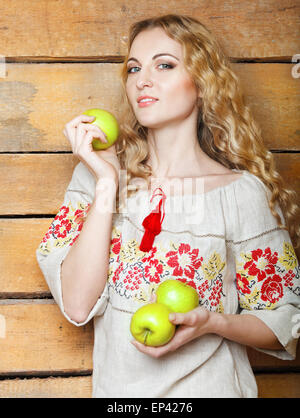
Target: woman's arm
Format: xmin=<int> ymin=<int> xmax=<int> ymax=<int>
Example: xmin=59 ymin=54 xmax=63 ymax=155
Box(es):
xmin=131 ymin=307 xmax=283 ymax=358
xmin=209 ymin=311 xmax=283 ymax=350
xmin=61 ymin=178 xmax=117 ymax=324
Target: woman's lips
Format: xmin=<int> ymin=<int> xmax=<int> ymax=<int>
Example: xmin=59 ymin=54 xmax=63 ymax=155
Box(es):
xmin=138 ymin=99 xmax=158 ymax=108
xmin=137 ymin=96 xmax=158 ymax=107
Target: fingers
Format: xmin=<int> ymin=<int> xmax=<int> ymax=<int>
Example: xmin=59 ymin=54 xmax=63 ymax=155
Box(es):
xmin=131 ymin=340 xmax=170 ymax=358
xmin=64 ymin=114 xmax=94 ymax=141
xmin=169 ymin=307 xmax=208 ymax=326
xmin=76 ymin=123 xmax=107 ymax=148
xmin=65 ymin=120 xmax=107 ymax=156
xmin=67 ymin=114 xmax=95 ymax=129
xmin=149 ymin=291 xmax=157 ymax=303
xmin=63 ymin=114 xmax=101 ymax=149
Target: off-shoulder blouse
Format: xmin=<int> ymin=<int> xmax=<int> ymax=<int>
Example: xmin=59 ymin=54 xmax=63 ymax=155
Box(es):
xmin=36 ymin=162 xmax=300 ymax=398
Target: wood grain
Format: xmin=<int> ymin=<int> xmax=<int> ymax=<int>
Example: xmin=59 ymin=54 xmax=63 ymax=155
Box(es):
xmin=0 ymin=375 xmax=92 ymax=398
xmin=0 ymin=303 xmax=93 ymax=374
xmin=0 ymin=373 xmax=299 ymax=398
xmin=0 ymin=219 xmax=54 ymax=296
xmin=0 ymin=63 xmax=299 ymax=152
xmin=0 ymin=0 xmax=299 ymax=59
xmin=256 ymin=373 xmax=300 ymax=398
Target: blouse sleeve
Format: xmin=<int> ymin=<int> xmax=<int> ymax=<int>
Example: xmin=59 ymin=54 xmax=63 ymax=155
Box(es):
xmin=232 ymin=173 xmax=300 ymax=360
xmin=36 ymin=162 xmax=110 ymax=327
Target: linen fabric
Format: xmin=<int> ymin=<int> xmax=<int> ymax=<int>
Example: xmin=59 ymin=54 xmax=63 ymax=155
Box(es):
xmin=36 ymin=162 xmax=300 ymax=398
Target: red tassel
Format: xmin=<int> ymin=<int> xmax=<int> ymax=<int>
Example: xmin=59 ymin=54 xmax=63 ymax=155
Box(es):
xmin=139 ymin=187 xmax=166 ymax=252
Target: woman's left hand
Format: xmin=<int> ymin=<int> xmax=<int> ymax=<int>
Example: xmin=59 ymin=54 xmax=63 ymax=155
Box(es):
xmin=131 ymin=306 xmax=212 ymax=358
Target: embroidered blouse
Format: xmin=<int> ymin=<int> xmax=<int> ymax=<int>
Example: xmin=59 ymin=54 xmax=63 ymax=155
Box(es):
xmin=36 ymin=162 xmax=300 ymax=398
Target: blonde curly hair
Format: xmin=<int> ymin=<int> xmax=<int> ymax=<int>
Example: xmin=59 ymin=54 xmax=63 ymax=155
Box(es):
xmin=114 ymin=13 xmax=300 ymax=249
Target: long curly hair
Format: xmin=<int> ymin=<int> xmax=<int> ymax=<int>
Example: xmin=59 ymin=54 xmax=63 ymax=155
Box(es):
xmin=114 ymin=13 xmax=300 ymax=249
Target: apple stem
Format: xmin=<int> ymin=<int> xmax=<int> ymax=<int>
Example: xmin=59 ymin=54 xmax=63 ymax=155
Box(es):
xmin=143 ymin=330 xmax=150 ymax=345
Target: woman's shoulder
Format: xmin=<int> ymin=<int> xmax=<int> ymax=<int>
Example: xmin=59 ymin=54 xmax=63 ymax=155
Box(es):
xmin=201 ymin=165 xmax=243 ymax=194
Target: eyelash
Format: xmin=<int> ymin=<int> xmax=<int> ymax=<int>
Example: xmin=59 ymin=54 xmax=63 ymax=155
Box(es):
xmin=127 ymin=63 xmax=174 ymax=74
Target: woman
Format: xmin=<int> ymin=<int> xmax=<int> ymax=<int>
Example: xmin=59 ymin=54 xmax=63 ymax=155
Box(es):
xmin=36 ymin=14 xmax=300 ymax=398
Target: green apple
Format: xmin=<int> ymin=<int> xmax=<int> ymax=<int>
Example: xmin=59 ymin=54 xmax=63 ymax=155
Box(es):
xmin=83 ymin=108 xmax=119 ymax=150
xmin=156 ymin=279 xmax=199 ymax=313
xmin=130 ymin=303 xmax=176 ymax=347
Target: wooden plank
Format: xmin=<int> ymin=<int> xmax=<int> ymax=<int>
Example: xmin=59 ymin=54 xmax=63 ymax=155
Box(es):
xmin=0 ymin=63 xmax=299 ymax=152
xmin=0 ymin=376 xmax=92 ymax=398
xmin=0 ymin=373 xmax=299 ymax=398
xmin=248 ymin=346 xmax=300 ymax=371
xmin=256 ymin=373 xmax=300 ymax=398
xmin=0 ymin=0 xmax=299 ymax=59
xmin=0 ymin=303 xmax=299 ymax=374
xmin=0 ymin=153 xmax=299 ymax=215
xmin=235 ymin=63 xmax=300 ymax=151
xmin=0 ymin=303 xmax=93 ymax=374
xmin=0 ymin=63 xmax=122 ymax=152
xmin=0 ymin=154 xmax=78 ymax=214
xmin=0 ymin=219 xmax=53 ymax=296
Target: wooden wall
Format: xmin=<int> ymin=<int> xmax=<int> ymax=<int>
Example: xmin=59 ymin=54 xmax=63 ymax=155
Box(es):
xmin=0 ymin=0 xmax=299 ymax=398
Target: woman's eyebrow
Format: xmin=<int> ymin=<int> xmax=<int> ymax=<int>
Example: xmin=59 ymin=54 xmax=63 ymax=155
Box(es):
xmin=127 ymin=53 xmax=179 ymax=64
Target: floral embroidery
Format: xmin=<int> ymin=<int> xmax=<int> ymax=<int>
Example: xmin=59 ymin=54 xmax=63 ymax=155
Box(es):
xmin=243 ymin=247 xmax=278 ymax=282
xmin=202 ymin=252 xmax=226 ymax=281
xmin=37 ymin=201 xmax=91 ymax=255
xmin=279 ymin=242 xmax=298 ymax=270
xmin=236 ymin=274 xmax=251 ymax=295
xmin=165 ymin=244 xmax=203 ymax=280
xmin=107 ymin=234 xmax=226 ymax=312
xmin=235 ymin=241 xmax=300 ymax=309
xmin=261 ymin=275 xmax=283 ymax=304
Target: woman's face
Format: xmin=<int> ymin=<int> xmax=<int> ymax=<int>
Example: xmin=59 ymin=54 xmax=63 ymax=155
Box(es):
xmin=125 ymin=27 xmax=199 ymax=129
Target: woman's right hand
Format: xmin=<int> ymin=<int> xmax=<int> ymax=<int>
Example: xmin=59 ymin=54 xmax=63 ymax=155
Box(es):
xmin=63 ymin=114 xmax=121 ymax=184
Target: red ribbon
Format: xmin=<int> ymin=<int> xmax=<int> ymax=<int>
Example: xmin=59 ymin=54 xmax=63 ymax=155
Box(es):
xmin=139 ymin=187 xmax=166 ymax=252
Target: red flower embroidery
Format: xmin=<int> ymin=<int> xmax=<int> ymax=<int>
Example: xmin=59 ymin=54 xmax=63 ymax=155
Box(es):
xmin=177 ymin=278 xmax=197 ymax=290
xmin=54 ymin=219 xmax=72 ymax=238
xmin=111 ymin=235 xmax=122 ymax=256
xmin=198 ymin=279 xmax=209 ymax=298
xmin=166 ymin=243 xmax=203 ymax=280
xmin=74 ymin=208 xmax=86 ymax=224
xmin=283 ymin=270 xmax=295 ymax=287
xmin=42 ymin=231 xmax=51 ymax=243
xmin=208 ymin=279 xmax=222 ymax=308
xmin=244 ymin=247 xmax=278 ymax=282
xmin=70 ymin=233 xmax=79 ymax=246
xmin=57 ymin=206 xmax=69 ymax=221
xmin=124 ymin=265 xmax=143 ymax=290
xmin=236 ymin=273 xmax=251 ymax=295
xmin=144 ymin=258 xmax=164 ymax=283
xmin=261 ymin=274 xmax=283 ymax=304
xmin=113 ymin=262 xmax=124 ymax=284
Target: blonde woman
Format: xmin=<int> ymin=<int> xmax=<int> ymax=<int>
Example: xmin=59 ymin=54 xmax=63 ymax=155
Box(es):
xmin=36 ymin=14 xmax=300 ymax=398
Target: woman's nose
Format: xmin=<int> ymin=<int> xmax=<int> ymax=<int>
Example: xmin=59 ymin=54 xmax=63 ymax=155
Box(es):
xmin=136 ymin=70 xmax=153 ymax=89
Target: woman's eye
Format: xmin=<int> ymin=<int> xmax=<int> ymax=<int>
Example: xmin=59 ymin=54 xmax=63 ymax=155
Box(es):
xmin=127 ymin=66 xmax=139 ymax=74
xmin=158 ymin=63 xmax=174 ymax=70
